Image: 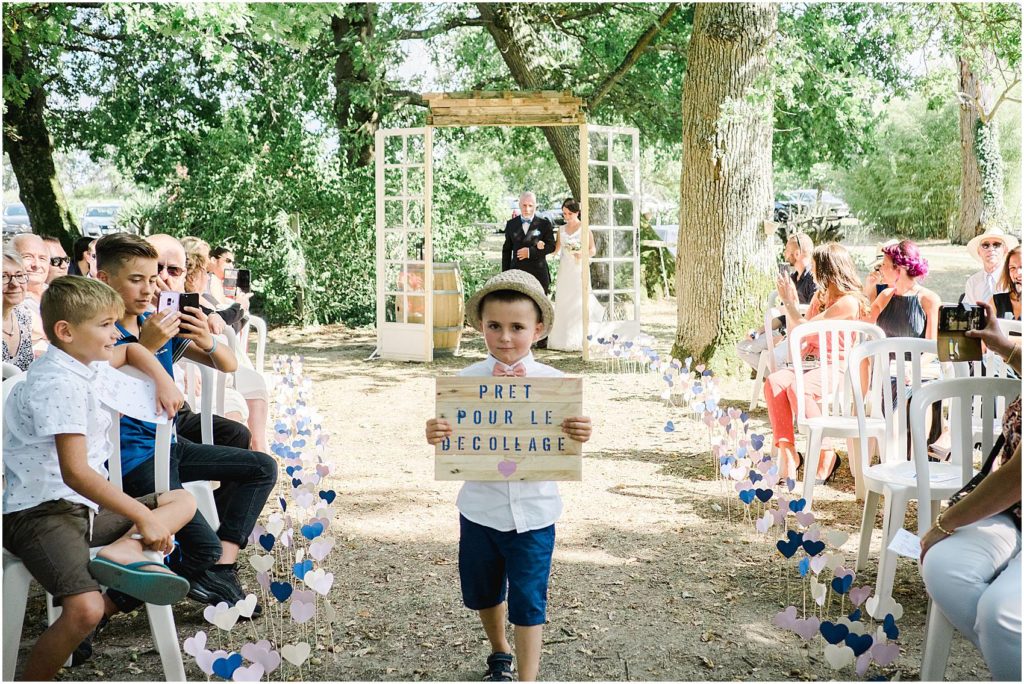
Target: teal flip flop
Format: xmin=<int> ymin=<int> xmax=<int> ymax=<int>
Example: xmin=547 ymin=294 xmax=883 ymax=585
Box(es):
xmin=87 ymin=557 xmax=189 ymax=606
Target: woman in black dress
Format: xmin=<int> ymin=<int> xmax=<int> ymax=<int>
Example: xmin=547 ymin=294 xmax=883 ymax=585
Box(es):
xmin=992 ymin=246 xmax=1021 ymax=321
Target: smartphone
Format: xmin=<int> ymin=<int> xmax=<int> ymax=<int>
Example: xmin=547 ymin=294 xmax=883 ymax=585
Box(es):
xmin=778 ymin=262 xmax=793 ymax=278
xmin=235 ymin=268 xmax=251 ymax=294
xmin=157 ymin=291 xmax=200 ymax=315
xmin=223 ymin=268 xmax=242 ymax=298
xmin=937 ymin=303 xmax=987 ymax=362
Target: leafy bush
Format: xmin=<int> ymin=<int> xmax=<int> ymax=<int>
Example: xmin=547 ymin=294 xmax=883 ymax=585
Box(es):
xmin=126 ymin=110 xmax=494 ymax=327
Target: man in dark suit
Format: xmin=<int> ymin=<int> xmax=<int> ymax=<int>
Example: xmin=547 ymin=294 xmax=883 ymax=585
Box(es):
xmin=502 ymin=192 xmax=556 ymax=348
xmin=502 ymin=191 xmax=556 ymax=292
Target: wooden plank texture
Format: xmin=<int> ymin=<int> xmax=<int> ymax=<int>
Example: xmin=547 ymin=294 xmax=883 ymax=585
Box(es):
xmin=435 ymin=377 xmax=583 ymax=481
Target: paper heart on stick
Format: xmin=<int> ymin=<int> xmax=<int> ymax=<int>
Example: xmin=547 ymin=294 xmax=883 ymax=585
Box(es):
xmin=280 ymin=528 xmax=294 ymax=548
xmin=250 ymin=554 xmax=274 ymax=573
xmin=240 ymin=641 xmax=281 ymax=675
xmin=848 ymin=586 xmax=872 ymax=607
xmin=833 ymin=565 xmax=855 ymax=580
xmin=809 ymin=555 xmax=828 ymax=575
xmin=820 ymin=621 xmax=850 ymax=645
xmin=865 ymin=595 xmax=904 ymax=621
xmin=882 ymin=613 xmax=900 ymax=640
xmin=793 ymin=616 xmax=820 ymax=640
xmin=870 ymin=642 xmax=900 ymax=667
xmin=232 ymin=663 xmax=265 ymax=682
xmin=266 ymin=516 xmax=285 ymax=538
xmin=236 ymin=594 xmax=258 ymax=619
xmin=184 ymin=631 xmax=207 ymax=657
xmin=256 ymin=571 xmax=270 ymax=592
xmin=212 ymin=653 xmax=243 ymax=680
xmin=195 ymin=649 xmax=228 ymax=676
xmin=825 ymin=552 xmax=844 ymax=571
xmin=290 ymin=600 xmax=315 ymax=624
xmin=838 ymin=617 xmax=867 ymax=636
xmin=304 ymin=568 xmax=334 ymax=595
xmin=270 ymin=581 xmax=293 ymax=602
xmin=772 ymin=605 xmax=798 ymax=630
xmin=292 ymin=589 xmax=315 ymax=604
xmin=827 ymin=530 xmax=850 ymax=548
xmin=204 ymin=602 xmax=240 ymax=631
xmin=855 ymin=652 xmax=872 ymax=678
xmin=823 ymin=644 xmax=855 ymax=670
xmin=309 ymin=537 xmax=335 ymax=561
xmin=281 ymin=642 xmax=311 ymax=667
xmin=755 ymin=512 xmax=773 ymax=534
xmin=845 ymin=632 xmax=874 ymax=657
xmin=810 ymin=576 xmax=827 ymax=606
xmin=794 ymin=511 xmax=816 ymax=527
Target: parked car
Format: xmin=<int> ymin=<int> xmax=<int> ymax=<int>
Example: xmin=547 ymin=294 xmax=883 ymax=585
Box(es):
xmin=81 ymin=202 xmax=124 ymax=237
xmin=780 ymin=189 xmax=850 ymax=219
xmin=2 ymin=203 xmax=32 ymax=236
xmin=537 ymin=203 xmax=566 ymax=226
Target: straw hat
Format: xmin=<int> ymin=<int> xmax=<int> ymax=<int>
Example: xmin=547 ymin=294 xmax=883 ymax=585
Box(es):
xmin=870 ymin=239 xmax=900 ymax=269
xmin=466 ymin=270 xmax=555 ymax=341
xmin=967 ymin=225 xmax=1019 ymax=264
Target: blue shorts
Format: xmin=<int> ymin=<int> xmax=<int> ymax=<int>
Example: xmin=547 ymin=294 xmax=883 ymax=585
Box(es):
xmin=458 ymin=515 xmax=555 ymax=626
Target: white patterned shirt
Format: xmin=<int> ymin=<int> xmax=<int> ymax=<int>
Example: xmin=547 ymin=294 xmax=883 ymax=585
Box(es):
xmin=455 ymin=352 xmax=565 ymax=533
xmin=3 ymin=346 xmax=112 ymax=513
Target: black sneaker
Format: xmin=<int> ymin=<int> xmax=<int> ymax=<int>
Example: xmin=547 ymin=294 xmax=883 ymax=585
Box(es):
xmin=209 ymin=564 xmax=263 ymax=618
xmin=186 ymin=568 xmax=239 ymax=606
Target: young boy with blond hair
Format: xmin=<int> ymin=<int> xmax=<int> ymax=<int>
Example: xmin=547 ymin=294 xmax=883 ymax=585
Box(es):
xmin=425 ymin=270 xmax=592 ymax=681
xmin=3 ymin=276 xmax=196 ymax=680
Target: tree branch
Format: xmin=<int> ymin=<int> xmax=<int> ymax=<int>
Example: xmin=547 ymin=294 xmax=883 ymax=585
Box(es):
xmin=586 ymin=3 xmax=680 ymax=110
xmin=396 ymin=16 xmax=488 ymax=41
xmin=63 ymin=43 xmax=119 ymax=60
xmin=387 ymin=88 xmax=427 ymax=108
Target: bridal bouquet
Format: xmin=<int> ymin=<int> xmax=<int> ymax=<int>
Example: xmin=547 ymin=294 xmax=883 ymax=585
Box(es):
xmin=565 ymin=241 xmax=583 ymax=255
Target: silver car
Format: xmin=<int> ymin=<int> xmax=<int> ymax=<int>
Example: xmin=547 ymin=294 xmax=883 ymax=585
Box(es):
xmin=81 ymin=203 xmax=124 ymax=237
xmin=2 ymin=203 xmax=32 ymax=236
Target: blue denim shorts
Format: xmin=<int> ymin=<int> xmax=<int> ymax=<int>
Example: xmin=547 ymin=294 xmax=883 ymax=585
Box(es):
xmin=458 ymin=515 xmax=556 ymax=626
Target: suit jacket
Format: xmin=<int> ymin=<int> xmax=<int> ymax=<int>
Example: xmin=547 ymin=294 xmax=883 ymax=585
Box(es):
xmin=502 ymin=215 xmax=557 ymax=293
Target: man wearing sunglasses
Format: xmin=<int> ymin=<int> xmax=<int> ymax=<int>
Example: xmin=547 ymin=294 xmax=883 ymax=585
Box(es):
xmin=965 ymin=226 xmax=1019 ymax=305
xmin=43 ymin=236 xmax=71 ymax=284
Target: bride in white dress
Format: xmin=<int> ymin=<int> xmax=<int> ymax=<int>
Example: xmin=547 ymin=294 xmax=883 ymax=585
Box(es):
xmin=548 ymin=199 xmax=604 ymax=351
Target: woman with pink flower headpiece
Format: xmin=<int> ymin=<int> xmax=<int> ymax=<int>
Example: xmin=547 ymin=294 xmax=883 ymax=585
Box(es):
xmin=866 ymin=239 xmax=941 ymax=339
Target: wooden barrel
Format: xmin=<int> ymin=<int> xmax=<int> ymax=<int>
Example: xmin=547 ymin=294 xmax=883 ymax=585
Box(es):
xmin=395 ymin=263 xmax=464 ymax=354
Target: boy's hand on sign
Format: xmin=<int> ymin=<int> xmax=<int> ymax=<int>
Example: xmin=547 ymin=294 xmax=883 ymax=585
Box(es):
xmin=425 ymin=418 xmax=452 ymax=445
xmin=561 ymin=415 xmax=592 ymax=443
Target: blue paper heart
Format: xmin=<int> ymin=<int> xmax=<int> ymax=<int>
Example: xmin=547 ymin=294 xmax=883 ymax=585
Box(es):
xmin=883 ymin=613 xmax=900 ymax=640
xmin=803 ymin=539 xmax=826 ymax=557
xmin=736 ymin=446 xmax=747 ymax=459
xmin=719 ymin=464 xmax=732 ymax=477
xmin=318 ymin=490 xmax=337 ymax=504
xmin=258 ymin=533 xmax=275 ymax=552
xmin=292 ymin=439 xmax=306 ymax=448
xmin=212 ymin=653 xmax=242 ymax=680
xmin=279 ymin=496 xmax=287 ymax=512
xmin=739 ymin=411 xmax=749 ymax=423
xmin=739 ymin=489 xmax=756 ymax=505
xmin=749 ymin=471 xmax=764 ymax=484
xmin=819 ymin=621 xmax=850 ymax=645
xmin=754 ymin=488 xmax=773 ymax=503
xmin=270 ymin=581 xmax=293 ymax=602
xmin=845 ymin=632 xmax=874 ymax=656
xmin=789 ymin=498 xmax=807 ymax=513
xmin=292 ymin=559 xmax=314 ymax=580
xmin=831 ymin=574 xmax=854 ymax=594
xmin=692 ymin=384 xmax=702 ymax=395
xmin=750 ymin=434 xmax=765 ymax=451
xmin=300 ymin=522 xmax=324 ymax=540
xmin=664 ymin=421 xmax=675 ymax=433
xmin=784 ymin=477 xmax=796 ymax=491
xmin=704 ymin=399 xmax=717 ymax=410
xmin=848 ymin=608 xmax=862 ymax=622
xmin=798 ymin=557 xmax=810 ymax=577
xmin=719 ymin=455 xmax=735 ymax=466
xmin=776 ymin=530 xmax=803 ymax=558
xmin=291 ymin=477 xmax=303 ymax=489
xmin=702 ymin=369 xmax=712 ymax=377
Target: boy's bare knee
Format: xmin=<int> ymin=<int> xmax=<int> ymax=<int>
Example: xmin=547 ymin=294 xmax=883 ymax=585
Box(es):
xmin=158 ymin=489 xmax=197 ymax=514
xmin=62 ymin=593 xmax=106 ymax=635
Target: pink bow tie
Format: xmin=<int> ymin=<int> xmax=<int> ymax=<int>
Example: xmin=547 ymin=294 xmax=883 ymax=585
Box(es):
xmin=492 ymin=362 xmax=527 ymax=377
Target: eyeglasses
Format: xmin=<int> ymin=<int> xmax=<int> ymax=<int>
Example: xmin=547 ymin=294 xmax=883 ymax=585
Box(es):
xmin=50 ymin=256 xmax=71 ymax=267
xmin=980 ymin=242 xmax=1004 ymax=250
xmin=157 ymin=262 xmax=185 ymax=277
xmin=2 ymin=273 xmax=29 ymax=285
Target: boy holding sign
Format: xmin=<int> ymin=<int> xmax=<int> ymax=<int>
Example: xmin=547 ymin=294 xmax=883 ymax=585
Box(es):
xmin=425 ymin=270 xmax=592 ymax=682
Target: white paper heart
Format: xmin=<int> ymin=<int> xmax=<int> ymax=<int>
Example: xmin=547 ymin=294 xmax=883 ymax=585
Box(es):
xmin=249 ymin=554 xmax=274 ymax=573
xmin=825 ymin=552 xmax=844 ymax=571
xmin=281 ymin=642 xmax=311 ymax=667
xmin=196 ymin=649 xmax=228 ymax=676
xmin=236 ymin=594 xmax=258 ymax=619
xmin=810 ymin=576 xmax=827 ymax=606
xmin=826 ymin=530 xmax=850 ymax=548
xmin=232 ymin=663 xmax=265 ymax=682
xmin=295 ymin=548 xmax=305 ymax=563
xmin=809 ymin=555 xmax=828 ymax=575
xmin=204 ymin=602 xmax=240 ymax=631
xmin=184 ymin=631 xmax=207 ymax=658
xmin=266 ymin=516 xmax=285 ymax=538
xmin=303 ymin=568 xmax=334 ymax=595
xmin=865 ymin=595 xmax=904 ymax=621
xmin=824 ymin=644 xmax=855 ymax=669
xmin=838 ymin=616 xmax=867 ymax=635
xmin=290 ymin=600 xmax=316 ymax=624
xmin=309 ymin=536 xmax=335 ymax=561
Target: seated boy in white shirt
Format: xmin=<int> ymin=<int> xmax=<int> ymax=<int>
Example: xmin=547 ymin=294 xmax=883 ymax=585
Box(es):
xmin=425 ymin=270 xmax=592 ymax=682
xmin=2 ymin=276 xmax=197 ymax=681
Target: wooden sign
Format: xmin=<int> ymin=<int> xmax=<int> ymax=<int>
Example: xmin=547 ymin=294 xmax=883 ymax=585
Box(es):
xmin=435 ymin=377 xmax=583 ymax=481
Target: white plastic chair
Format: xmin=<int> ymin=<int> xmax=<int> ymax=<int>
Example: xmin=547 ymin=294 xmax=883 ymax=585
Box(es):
xmin=849 ymin=338 xmax=936 ymax=581
xmin=177 ymin=361 xmax=222 ymax=532
xmin=2 ymin=370 xmax=186 ymax=681
xmin=242 ymin=315 xmax=267 ymax=376
xmin=787 ymin=319 xmax=886 ymax=509
xmin=913 ymin=377 xmax=1020 ymax=678
xmin=2 ymin=361 xmax=21 ymax=379
xmin=749 ymin=293 xmax=783 ymax=410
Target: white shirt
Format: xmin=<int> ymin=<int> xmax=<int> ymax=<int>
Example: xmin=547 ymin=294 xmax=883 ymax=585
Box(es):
xmin=455 ymin=352 xmax=565 ymax=533
xmin=965 ymin=269 xmax=1004 ymax=305
xmin=3 ymin=346 xmax=113 ymax=513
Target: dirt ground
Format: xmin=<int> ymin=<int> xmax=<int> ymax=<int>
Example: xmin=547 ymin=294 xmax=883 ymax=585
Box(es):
xmin=24 ymin=241 xmax=995 ymax=681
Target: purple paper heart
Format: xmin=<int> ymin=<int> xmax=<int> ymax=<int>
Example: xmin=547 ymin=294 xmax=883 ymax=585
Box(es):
xmin=292 ymin=589 xmax=315 ymax=604
xmin=834 ymin=566 xmax=856 ymax=581
xmin=794 ymin=511 xmax=816 ymax=527
xmin=870 ymin=642 xmax=900 ymax=666
xmin=772 ymin=605 xmax=798 ymax=630
xmin=497 ymin=459 xmax=518 ymax=478
xmin=792 ymin=616 xmax=820 ymax=640
xmin=849 ymin=586 xmax=872 ymax=607
xmin=290 ymin=600 xmax=315 ymax=624
xmin=256 ymin=571 xmax=270 ymax=591
xmin=855 ymin=652 xmax=872 ymax=677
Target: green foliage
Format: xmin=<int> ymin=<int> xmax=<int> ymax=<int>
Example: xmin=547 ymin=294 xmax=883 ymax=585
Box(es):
xmin=975 ymin=117 xmax=1005 ymax=224
xmin=836 ymin=96 xmax=961 ymax=238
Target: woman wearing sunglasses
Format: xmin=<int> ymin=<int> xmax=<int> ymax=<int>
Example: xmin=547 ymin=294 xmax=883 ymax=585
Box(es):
xmin=2 ymin=250 xmax=35 ymax=372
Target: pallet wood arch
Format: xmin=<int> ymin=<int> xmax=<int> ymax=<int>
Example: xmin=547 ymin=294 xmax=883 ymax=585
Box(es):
xmin=373 ymin=91 xmax=641 ymax=362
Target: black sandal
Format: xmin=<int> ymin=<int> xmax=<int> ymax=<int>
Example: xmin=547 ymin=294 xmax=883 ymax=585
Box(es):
xmin=483 ymin=652 xmax=515 ymax=681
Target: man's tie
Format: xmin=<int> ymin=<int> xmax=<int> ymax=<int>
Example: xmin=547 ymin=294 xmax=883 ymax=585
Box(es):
xmin=492 ymin=362 xmax=527 ymax=377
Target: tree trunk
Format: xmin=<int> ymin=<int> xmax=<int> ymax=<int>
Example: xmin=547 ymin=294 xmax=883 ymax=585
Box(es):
xmin=332 ymin=4 xmax=380 ymax=169
xmin=673 ymin=3 xmax=777 ymax=370
xmin=476 ymin=3 xmax=581 ymax=199
xmin=2 ymin=49 xmax=79 ymax=247
xmin=952 ymin=54 xmax=1004 ymax=244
